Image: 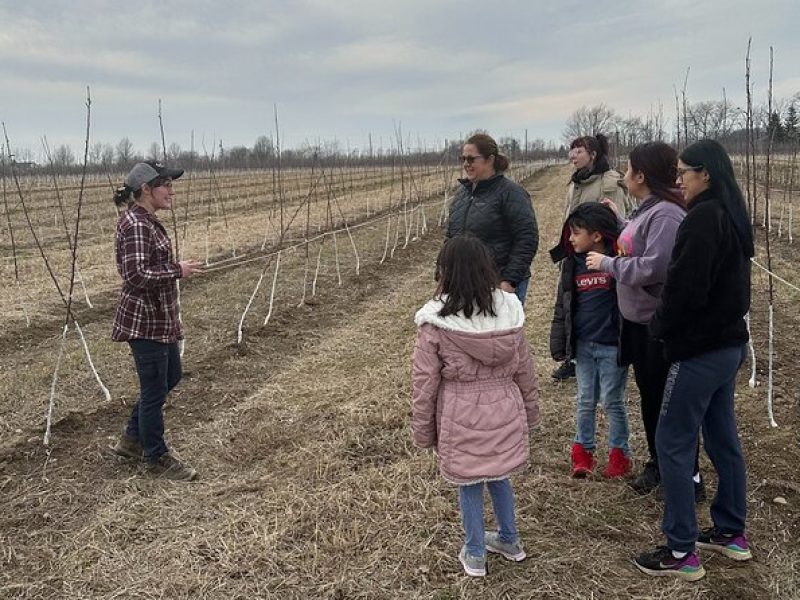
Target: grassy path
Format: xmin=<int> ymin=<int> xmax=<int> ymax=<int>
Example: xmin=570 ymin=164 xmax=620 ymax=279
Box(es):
xmin=1 ymin=165 xmax=797 ymax=599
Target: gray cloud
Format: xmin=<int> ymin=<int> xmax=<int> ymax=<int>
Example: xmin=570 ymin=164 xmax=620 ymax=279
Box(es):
xmin=0 ymin=0 xmax=798 ymax=156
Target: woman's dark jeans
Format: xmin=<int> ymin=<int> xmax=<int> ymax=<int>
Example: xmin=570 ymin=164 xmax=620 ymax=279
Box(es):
xmin=657 ymin=345 xmax=748 ymax=552
xmin=125 ymin=340 xmax=182 ymax=462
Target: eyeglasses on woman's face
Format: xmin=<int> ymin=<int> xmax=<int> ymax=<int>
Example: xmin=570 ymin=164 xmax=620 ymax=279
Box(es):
xmin=676 ymin=165 xmax=703 ymax=179
xmin=676 ymin=161 xmax=710 ymax=204
xmin=459 ymin=155 xmax=485 ymax=165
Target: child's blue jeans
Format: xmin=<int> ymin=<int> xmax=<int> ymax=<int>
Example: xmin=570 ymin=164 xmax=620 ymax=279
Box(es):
xmin=458 ymin=479 xmax=518 ymax=557
xmin=574 ymin=341 xmax=629 ymax=454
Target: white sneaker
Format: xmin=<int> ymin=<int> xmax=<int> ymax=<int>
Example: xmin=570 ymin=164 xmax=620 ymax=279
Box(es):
xmin=458 ymin=546 xmax=487 ymax=577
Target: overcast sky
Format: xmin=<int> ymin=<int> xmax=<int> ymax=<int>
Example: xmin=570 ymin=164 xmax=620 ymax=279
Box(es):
xmin=1 ymin=0 xmax=798 ymax=157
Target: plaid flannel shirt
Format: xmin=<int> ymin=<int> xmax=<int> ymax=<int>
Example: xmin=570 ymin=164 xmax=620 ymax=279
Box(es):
xmin=111 ymin=205 xmax=183 ymax=343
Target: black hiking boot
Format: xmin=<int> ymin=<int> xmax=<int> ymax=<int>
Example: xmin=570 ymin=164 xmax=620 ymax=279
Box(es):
xmin=551 ymin=360 xmax=576 ymax=380
xmin=629 ymin=461 xmax=660 ymax=495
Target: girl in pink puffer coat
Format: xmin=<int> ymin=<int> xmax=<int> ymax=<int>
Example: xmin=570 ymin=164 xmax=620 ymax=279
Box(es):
xmin=412 ymin=235 xmax=540 ymax=577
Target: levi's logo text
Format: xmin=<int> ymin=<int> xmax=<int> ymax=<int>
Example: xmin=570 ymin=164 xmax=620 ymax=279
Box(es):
xmin=575 ymin=272 xmax=612 ymax=292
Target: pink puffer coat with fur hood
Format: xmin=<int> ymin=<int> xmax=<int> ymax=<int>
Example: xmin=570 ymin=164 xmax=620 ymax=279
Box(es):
xmin=411 ymin=289 xmax=540 ymax=485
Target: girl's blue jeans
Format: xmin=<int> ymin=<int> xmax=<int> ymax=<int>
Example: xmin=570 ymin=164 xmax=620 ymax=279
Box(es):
xmin=458 ymin=478 xmax=518 ymax=557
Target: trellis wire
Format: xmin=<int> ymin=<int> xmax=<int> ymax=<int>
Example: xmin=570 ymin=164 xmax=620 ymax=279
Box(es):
xmin=203 ymin=202 xmax=435 ymax=274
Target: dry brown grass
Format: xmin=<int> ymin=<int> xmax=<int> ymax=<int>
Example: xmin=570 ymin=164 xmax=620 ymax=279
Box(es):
xmin=0 ymin=164 xmax=456 ymax=320
xmin=0 ymin=165 xmax=798 ymax=599
xmin=0 ymin=163 xmax=549 ymax=324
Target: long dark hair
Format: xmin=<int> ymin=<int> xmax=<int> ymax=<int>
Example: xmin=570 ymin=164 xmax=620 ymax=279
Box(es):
xmin=435 ymin=235 xmax=498 ymax=318
xmin=466 ymin=133 xmax=510 ymax=173
xmin=629 ymin=141 xmax=684 ymax=207
xmin=680 ymin=140 xmax=754 ymax=257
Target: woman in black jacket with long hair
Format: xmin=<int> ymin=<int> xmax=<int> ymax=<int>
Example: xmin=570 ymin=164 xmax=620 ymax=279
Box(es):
xmin=635 ymin=140 xmax=754 ymax=581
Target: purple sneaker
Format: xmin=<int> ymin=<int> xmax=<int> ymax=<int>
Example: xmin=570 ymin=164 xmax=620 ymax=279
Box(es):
xmin=634 ymin=546 xmax=705 ymax=581
xmin=696 ymin=526 xmax=752 ymax=561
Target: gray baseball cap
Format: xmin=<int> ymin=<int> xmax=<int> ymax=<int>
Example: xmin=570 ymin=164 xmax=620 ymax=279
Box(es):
xmin=125 ymin=160 xmax=184 ymax=191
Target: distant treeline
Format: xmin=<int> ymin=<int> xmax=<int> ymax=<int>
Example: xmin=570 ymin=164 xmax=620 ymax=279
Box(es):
xmin=564 ymin=96 xmax=799 ymax=158
xmin=5 ymin=133 xmax=563 ymax=176
xmin=7 ymin=91 xmax=798 ymax=176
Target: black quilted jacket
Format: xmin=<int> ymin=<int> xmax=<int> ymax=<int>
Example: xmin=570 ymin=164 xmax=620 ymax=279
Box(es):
xmin=446 ymin=174 xmax=539 ymax=286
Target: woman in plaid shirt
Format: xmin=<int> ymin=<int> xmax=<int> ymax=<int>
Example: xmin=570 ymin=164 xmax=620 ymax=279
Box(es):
xmin=110 ymin=161 xmax=203 ymax=481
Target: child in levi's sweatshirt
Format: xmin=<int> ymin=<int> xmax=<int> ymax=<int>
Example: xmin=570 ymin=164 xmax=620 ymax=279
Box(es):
xmin=412 ymin=235 xmax=540 ymax=578
xmin=550 ymin=203 xmax=630 ymax=479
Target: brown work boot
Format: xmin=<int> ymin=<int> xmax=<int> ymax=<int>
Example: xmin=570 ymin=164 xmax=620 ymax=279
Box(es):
xmin=147 ymin=452 xmax=198 ymax=481
xmin=110 ymin=434 xmax=144 ymax=461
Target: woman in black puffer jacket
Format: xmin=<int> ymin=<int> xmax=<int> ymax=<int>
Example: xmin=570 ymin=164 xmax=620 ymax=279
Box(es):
xmin=446 ymin=133 xmax=539 ymax=304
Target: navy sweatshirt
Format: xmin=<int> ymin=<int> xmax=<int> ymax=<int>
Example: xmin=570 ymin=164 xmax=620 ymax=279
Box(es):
xmin=572 ymin=253 xmax=619 ymax=346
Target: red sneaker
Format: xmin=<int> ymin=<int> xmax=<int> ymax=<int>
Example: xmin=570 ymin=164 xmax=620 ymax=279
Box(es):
xmin=603 ymin=448 xmax=632 ymax=479
xmin=571 ymin=443 xmax=594 ymax=478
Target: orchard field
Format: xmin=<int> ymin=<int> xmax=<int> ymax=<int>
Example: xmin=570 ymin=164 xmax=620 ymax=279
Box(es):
xmin=0 ymin=163 xmax=798 ymax=599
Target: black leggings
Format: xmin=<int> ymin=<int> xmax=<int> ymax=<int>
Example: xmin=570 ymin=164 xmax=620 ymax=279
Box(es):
xmin=621 ymin=319 xmax=700 ymax=474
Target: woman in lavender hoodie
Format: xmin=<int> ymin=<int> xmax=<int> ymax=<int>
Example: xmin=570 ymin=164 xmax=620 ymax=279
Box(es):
xmin=585 ymin=142 xmax=702 ymax=497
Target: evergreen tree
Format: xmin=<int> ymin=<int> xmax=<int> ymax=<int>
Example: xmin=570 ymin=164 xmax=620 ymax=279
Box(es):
xmin=785 ymin=104 xmax=798 ymax=141
xmin=767 ymin=111 xmax=785 ymax=143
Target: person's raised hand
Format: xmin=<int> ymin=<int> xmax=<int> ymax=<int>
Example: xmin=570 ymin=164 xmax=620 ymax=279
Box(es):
xmin=600 ymin=197 xmax=622 ymax=219
xmin=179 ymin=259 xmax=205 ymax=279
